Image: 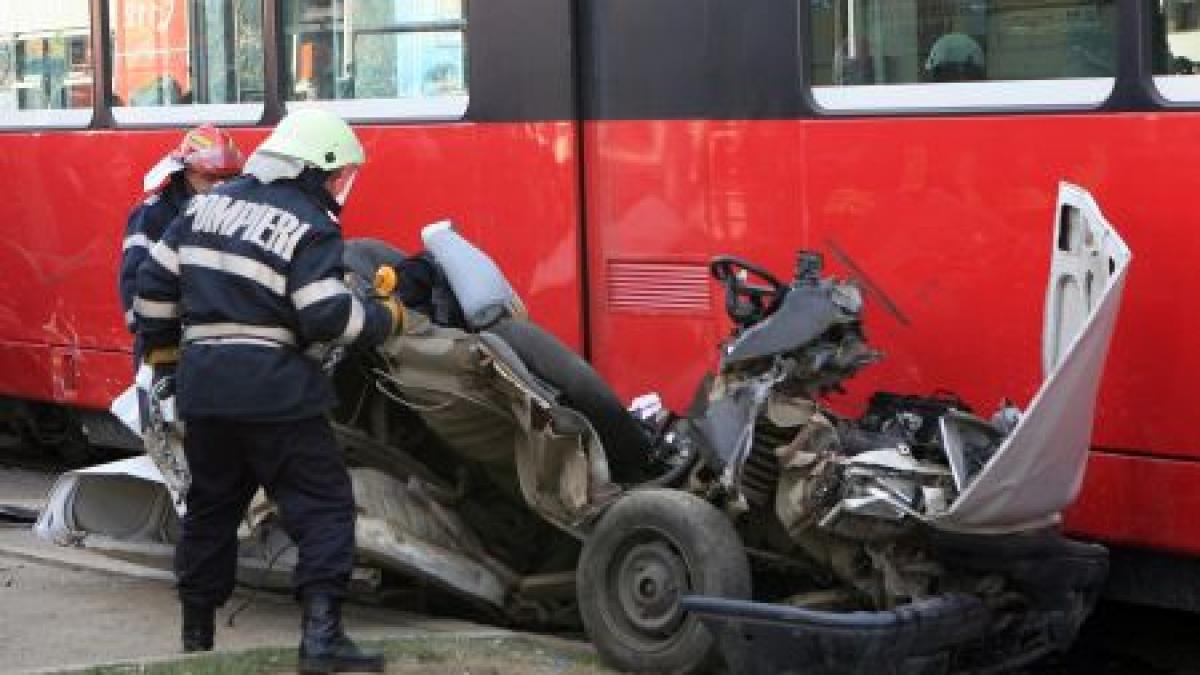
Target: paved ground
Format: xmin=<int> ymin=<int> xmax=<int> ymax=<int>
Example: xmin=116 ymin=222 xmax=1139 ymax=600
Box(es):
xmin=0 ymin=466 xmax=530 ymax=674
xmin=0 ymin=529 xmax=510 ymax=674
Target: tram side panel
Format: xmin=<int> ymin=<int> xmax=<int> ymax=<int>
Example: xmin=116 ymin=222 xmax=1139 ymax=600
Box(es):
xmin=0 ymin=0 xmax=583 ymax=419
xmin=578 ymin=0 xmax=1200 ymax=561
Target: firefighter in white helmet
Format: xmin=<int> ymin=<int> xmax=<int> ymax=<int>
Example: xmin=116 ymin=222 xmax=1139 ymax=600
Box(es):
xmin=135 ymin=108 xmax=402 ymax=673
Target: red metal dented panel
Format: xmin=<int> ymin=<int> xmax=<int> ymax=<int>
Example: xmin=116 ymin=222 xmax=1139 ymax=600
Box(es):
xmin=800 ymin=113 xmax=1188 ymax=462
xmin=585 ymin=120 xmax=807 ymax=403
xmin=0 ymin=128 xmax=269 ymax=356
xmin=583 ymin=115 xmax=1199 ymax=553
xmin=0 ymin=341 xmax=55 ymax=402
xmin=0 ymin=122 xmax=582 ymax=409
xmin=585 ymin=115 xmax=1196 ymax=454
xmin=346 ymin=122 xmax=583 ymax=351
xmin=1066 ymin=451 xmax=1200 ymax=557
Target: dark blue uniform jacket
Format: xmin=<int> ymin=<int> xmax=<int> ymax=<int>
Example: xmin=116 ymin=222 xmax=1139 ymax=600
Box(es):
xmin=119 ymin=177 xmax=190 ymax=358
xmin=134 ymin=172 xmax=391 ymax=421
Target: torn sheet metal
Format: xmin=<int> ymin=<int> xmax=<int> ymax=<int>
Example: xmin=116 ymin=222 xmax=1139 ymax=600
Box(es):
xmin=33 ymin=457 xmax=513 ymax=607
xmin=929 ymin=182 xmax=1131 ymax=533
xmin=351 ymin=469 xmax=516 ymax=607
xmin=34 ymin=455 xmax=177 ymax=549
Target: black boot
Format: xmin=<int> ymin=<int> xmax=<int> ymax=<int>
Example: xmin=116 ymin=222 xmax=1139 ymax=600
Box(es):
xmin=181 ymin=602 xmax=214 ymax=652
xmin=298 ymin=594 xmax=385 ymax=674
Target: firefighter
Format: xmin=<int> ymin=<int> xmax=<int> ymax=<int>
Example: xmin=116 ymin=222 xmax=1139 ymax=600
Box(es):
xmin=119 ymin=124 xmax=244 ymax=360
xmin=134 ymin=109 xmax=403 ymax=673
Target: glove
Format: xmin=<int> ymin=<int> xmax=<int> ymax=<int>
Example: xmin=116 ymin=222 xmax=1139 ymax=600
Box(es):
xmin=378 ymin=296 xmax=406 ymax=335
xmin=145 ymin=346 xmax=180 ymax=366
xmin=374 ymin=265 xmax=398 ymax=295
xmin=373 ymin=265 xmax=405 ymax=335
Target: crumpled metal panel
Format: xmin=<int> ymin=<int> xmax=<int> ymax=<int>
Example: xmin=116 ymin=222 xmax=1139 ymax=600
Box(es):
xmin=34 ymin=455 xmax=180 ymax=555
xmin=930 ymin=182 xmax=1131 ymax=533
xmin=721 ymin=284 xmax=844 ymax=368
xmin=350 ymin=468 xmax=515 ymax=607
xmin=33 ymin=457 xmax=514 ymax=607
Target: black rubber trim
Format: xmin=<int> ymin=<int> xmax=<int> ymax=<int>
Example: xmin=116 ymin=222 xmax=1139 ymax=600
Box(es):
xmin=464 ymin=0 xmax=576 ymax=122
xmin=28 ymin=0 xmax=1200 ymax=133
xmin=261 ymin=0 xmax=284 ymax=125
xmin=683 ymin=593 xmax=987 ymax=636
xmin=580 ymin=0 xmax=805 ymax=121
xmin=1087 ymin=445 xmax=1200 ymax=465
xmin=683 ymin=593 xmax=992 ymax=674
xmin=567 ymin=0 xmax=592 ymax=359
xmin=578 ymin=0 xmax=1198 ymax=121
xmin=89 ymin=0 xmax=114 ymax=128
xmin=1098 ymin=0 xmax=1165 ymax=111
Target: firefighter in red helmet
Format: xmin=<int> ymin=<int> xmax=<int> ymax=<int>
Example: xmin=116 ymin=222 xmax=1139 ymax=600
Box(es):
xmin=119 ymin=124 xmax=244 ymax=359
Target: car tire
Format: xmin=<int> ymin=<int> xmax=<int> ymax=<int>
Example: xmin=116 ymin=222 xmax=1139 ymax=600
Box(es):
xmin=578 ymin=489 xmax=751 ymax=674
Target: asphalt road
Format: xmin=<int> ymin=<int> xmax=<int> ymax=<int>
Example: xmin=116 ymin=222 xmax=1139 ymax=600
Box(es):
xmin=0 ymin=464 xmax=56 ymax=506
xmin=4 ymin=463 xmax=1200 ymax=674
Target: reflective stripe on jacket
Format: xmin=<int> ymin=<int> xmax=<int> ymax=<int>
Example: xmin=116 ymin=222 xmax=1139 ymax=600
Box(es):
xmin=118 ymin=177 xmax=190 ymax=356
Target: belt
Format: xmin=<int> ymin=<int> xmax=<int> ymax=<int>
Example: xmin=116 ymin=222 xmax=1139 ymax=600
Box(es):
xmin=183 ymin=323 xmax=297 ymax=347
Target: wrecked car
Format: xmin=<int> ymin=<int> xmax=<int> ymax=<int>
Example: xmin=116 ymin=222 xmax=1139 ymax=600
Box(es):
xmin=37 ymin=182 xmax=1128 ymax=674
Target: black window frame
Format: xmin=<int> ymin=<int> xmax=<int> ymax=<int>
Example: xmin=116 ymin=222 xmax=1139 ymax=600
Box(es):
xmin=798 ymin=0 xmax=1155 ymax=118
xmin=5 ymin=0 xmax=571 ymax=130
xmin=274 ymin=0 xmax=471 ymax=119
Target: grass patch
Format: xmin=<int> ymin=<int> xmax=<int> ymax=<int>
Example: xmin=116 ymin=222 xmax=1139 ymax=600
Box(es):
xmin=67 ymin=635 xmax=612 ymax=675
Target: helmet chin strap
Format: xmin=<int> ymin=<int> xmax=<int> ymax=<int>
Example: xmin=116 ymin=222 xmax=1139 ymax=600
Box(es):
xmin=333 ymin=168 xmax=358 ymax=206
xmin=183 ymin=170 xmax=219 ymax=195
xmin=244 ymin=151 xmax=306 ymax=184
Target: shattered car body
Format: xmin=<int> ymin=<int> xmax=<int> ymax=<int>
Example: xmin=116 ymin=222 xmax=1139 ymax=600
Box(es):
xmin=683 ymin=182 xmax=1129 ymax=673
xmin=36 ymin=183 xmax=1128 ymax=674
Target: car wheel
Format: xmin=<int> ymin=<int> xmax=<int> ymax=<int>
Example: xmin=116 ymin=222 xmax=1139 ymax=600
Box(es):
xmin=578 ymin=489 xmax=751 ymax=674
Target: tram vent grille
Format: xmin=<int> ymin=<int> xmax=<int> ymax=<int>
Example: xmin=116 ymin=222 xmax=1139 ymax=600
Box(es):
xmin=606 ymin=261 xmax=712 ymax=313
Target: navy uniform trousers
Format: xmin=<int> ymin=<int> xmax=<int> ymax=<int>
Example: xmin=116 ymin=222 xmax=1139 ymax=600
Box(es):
xmin=175 ymin=416 xmax=355 ymax=608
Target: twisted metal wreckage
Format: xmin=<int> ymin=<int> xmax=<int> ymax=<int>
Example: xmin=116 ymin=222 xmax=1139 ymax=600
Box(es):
xmin=36 ymin=183 xmax=1130 ymax=674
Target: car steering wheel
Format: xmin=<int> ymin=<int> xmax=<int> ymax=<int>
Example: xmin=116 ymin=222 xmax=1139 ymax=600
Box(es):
xmin=709 ymin=256 xmax=788 ymax=328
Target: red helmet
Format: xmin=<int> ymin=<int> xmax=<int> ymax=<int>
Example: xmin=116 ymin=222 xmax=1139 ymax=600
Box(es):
xmin=173 ymin=124 xmax=244 ymax=177
xmin=143 ymin=124 xmax=244 ymax=193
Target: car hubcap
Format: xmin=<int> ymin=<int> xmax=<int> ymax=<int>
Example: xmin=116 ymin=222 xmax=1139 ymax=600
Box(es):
xmin=615 ymin=540 xmax=689 ymax=637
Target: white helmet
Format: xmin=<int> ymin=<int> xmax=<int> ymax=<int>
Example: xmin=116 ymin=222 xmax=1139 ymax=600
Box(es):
xmin=256 ymin=108 xmax=364 ymax=169
xmin=244 ymin=109 xmax=365 ymax=195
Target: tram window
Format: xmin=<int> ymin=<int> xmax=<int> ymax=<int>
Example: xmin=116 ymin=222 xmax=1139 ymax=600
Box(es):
xmin=0 ymin=0 xmax=94 ymax=127
xmin=1153 ymin=1 xmax=1200 ymax=101
xmin=108 ymin=0 xmax=265 ymax=125
xmin=280 ymin=0 xmax=468 ymax=120
xmin=809 ymin=0 xmax=1117 ymax=111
